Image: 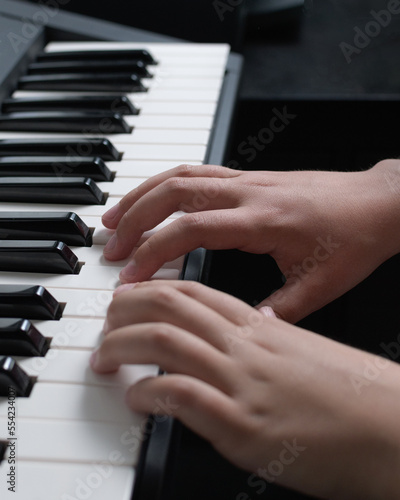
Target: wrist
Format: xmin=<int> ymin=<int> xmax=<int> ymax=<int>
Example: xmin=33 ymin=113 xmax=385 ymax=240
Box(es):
xmin=338 ymin=358 xmax=400 ymax=500
xmin=366 ymin=160 xmax=400 ymax=259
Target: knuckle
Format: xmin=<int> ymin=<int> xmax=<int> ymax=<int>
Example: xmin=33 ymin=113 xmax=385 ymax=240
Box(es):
xmin=181 ymin=279 xmax=202 ymax=295
xmin=178 ymin=212 xmax=207 ymax=234
xmin=118 ymin=210 xmax=132 ymax=232
xmin=170 ymin=378 xmax=198 ymax=406
xmin=146 ymin=323 xmax=176 ymax=350
xmin=163 ymin=176 xmax=188 ymax=194
xmin=175 ymin=163 xmax=195 ymax=177
xmin=145 ymin=285 xmax=178 ymax=308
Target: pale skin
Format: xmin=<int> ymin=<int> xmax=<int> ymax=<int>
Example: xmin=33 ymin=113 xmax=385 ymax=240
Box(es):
xmin=91 ymin=280 xmax=400 ymax=500
xmin=102 ymin=160 xmax=400 ymax=323
xmin=91 ymin=160 xmax=400 ymax=498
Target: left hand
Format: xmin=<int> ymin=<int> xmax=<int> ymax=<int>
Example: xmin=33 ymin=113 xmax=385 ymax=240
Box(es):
xmin=91 ymin=280 xmax=400 ymax=500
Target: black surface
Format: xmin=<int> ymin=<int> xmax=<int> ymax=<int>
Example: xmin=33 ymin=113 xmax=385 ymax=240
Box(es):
xmin=0 ymin=356 xmax=33 ymax=397
xmin=0 ymin=318 xmax=49 ymax=357
xmin=0 ymin=240 xmax=79 ymax=274
xmin=0 ymin=111 xmax=132 ymax=134
xmin=0 ymin=156 xmax=113 ymax=182
xmin=0 ymin=211 xmax=92 ymax=246
xmin=3 ymin=96 xmax=139 ymax=115
xmin=241 ymin=0 xmax=400 ymax=99
xmin=0 ymin=177 xmax=105 ymax=205
xmin=0 ymin=138 xmax=122 ymax=161
xmin=0 ymin=285 xmax=61 ymax=320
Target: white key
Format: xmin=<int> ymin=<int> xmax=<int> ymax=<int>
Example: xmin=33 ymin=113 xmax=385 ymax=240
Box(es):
xmin=0 ymin=383 xmax=135 ymax=423
xmin=0 ymin=418 xmax=142 ymax=465
xmin=0 ymin=265 xmax=180 ymax=291
xmin=34 ymin=317 xmax=105 ymax=349
xmin=0 ymin=461 xmax=136 ymax=500
xmin=46 ymin=288 xmax=112 ymax=318
xmin=18 ymin=350 xmax=157 ymax=387
xmin=73 ymin=245 xmax=185 ymax=271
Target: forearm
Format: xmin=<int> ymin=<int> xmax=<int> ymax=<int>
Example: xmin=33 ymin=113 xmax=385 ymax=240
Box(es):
xmin=366 ymin=160 xmax=400 ymax=260
xmin=344 ymin=358 xmax=400 ymax=500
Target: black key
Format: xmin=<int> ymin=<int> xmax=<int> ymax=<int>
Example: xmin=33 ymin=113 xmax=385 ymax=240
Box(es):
xmin=37 ymin=49 xmax=157 ymax=65
xmin=0 ymin=441 xmax=7 ymax=462
xmin=0 ymin=156 xmax=113 ymax=182
xmin=0 ymin=285 xmax=62 ymax=320
xmin=0 ymin=177 xmax=106 ymax=205
xmin=28 ymin=60 xmax=153 ymax=77
xmin=0 ymin=212 xmax=92 ymax=247
xmin=0 ymin=138 xmax=122 ymax=161
xmin=0 ymin=240 xmax=79 ymax=274
xmin=0 ymin=356 xmax=33 ymax=397
xmin=0 ymin=318 xmax=49 ymax=356
xmin=0 ymin=112 xmax=132 ymax=134
xmin=18 ymin=73 xmax=147 ymax=93
xmin=2 ymin=96 xmax=139 ymax=115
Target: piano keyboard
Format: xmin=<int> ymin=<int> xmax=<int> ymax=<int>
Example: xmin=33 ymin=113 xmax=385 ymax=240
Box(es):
xmin=0 ymin=40 xmax=231 ymax=499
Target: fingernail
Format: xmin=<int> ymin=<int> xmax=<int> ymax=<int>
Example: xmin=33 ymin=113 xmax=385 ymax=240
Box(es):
xmin=120 ymin=260 xmax=138 ymax=282
xmin=103 ymin=203 xmax=120 ymax=222
xmin=259 ymin=306 xmax=277 ymax=318
xmin=113 ymin=283 xmax=138 ymax=296
xmin=90 ymin=349 xmax=98 ymax=369
xmin=104 ymin=233 xmax=117 ymax=254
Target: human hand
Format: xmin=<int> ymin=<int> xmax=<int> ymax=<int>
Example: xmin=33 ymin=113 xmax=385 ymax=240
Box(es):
xmin=102 ymin=161 xmax=400 ymax=323
xmin=91 ymin=280 xmax=400 ymax=500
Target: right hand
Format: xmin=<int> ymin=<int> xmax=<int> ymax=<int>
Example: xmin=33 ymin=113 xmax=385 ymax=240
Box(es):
xmin=102 ymin=161 xmax=400 ymax=323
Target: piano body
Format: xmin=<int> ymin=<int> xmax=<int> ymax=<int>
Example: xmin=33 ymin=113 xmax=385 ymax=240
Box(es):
xmin=0 ymin=1 xmax=242 ymax=499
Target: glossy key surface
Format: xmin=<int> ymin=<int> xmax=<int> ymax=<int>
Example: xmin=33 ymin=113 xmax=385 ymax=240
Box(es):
xmin=0 ymin=177 xmax=106 ymax=205
xmin=0 ymin=240 xmax=79 ymax=274
xmin=2 ymin=96 xmax=139 ymax=115
xmin=0 ymin=138 xmax=122 ymax=160
xmin=0 ymin=156 xmax=113 ymax=181
xmin=0 ymin=211 xmax=92 ymax=246
xmin=0 ymin=356 xmax=33 ymax=397
xmin=18 ymin=74 xmax=147 ymax=93
xmin=0 ymin=285 xmax=61 ymax=320
xmin=0 ymin=111 xmax=132 ymax=134
xmin=0 ymin=318 xmax=49 ymax=357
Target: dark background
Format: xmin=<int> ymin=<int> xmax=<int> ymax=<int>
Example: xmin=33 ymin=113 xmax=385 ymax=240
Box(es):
xmin=25 ymin=1 xmax=400 ymax=498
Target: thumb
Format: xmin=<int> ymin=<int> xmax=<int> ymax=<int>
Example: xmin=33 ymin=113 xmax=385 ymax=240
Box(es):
xmin=257 ymin=274 xmax=327 ymax=324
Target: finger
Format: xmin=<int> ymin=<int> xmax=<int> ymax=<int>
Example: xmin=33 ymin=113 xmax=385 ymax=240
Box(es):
xmin=103 ymin=176 xmax=242 ymax=261
xmin=119 ymin=208 xmax=251 ymax=283
xmin=91 ymin=323 xmax=236 ymax=393
xmin=104 ymin=284 xmax=236 ymax=351
xmin=124 ymin=374 xmax=244 ymax=456
xmin=257 ymin=272 xmax=337 ymax=323
xmin=114 ymin=280 xmax=265 ymax=328
xmin=102 ymin=164 xmax=239 ymax=229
